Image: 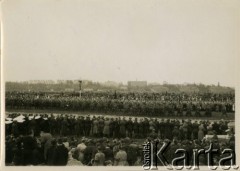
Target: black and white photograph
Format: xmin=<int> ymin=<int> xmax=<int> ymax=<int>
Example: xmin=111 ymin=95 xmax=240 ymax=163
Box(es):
xmin=1 ymin=0 xmax=240 ymax=170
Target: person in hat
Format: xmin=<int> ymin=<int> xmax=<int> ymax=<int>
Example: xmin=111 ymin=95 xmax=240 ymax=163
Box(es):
xmin=93 ymin=146 xmax=105 ymax=166
xmin=212 ymin=131 xmax=218 ymax=141
xmin=11 ymin=120 xmax=19 ymax=137
xmin=22 ymin=129 xmax=39 ymax=165
xmin=5 ymin=135 xmax=12 ymax=164
xmin=46 ymin=139 xmax=57 ymax=165
xmin=53 ymin=138 xmax=69 ymax=166
xmin=98 ymin=116 xmax=105 ymax=137
xmin=192 ymin=121 xmax=199 ymax=140
xmin=83 ymin=139 xmax=97 ymax=165
xmin=126 ymin=141 xmax=138 ymax=166
xmin=182 ymin=121 xmax=188 ymax=140
xmin=144 ymin=118 xmax=150 ymax=138
xmin=212 ymin=121 xmax=220 ymax=135
xmin=92 ymin=117 xmax=99 ymax=137
xmin=114 ymin=146 xmax=128 ymax=166
xmin=119 ymin=118 xmax=126 ymax=138
xmin=60 ymin=117 xmax=69 ymax=136
xmin=153 ymin=118 xmax=159 ymax=135
xmin=198 ymin=124 xmax=205 ymax=141
xmin=138 ymin=119 xmax=144 ymax=139
xmin=172 ymin=126 xmax=180 ymax=140
xmin=85 ymin=116 xmax=92 ymax=136
xmin=113 ymin=118 xmax=120 ymax=138
xmin=12 ymin=137 xmax=24 ymax=165
xmin=158 ymin=119 xmax=164 ymax=139
xmin=149 ymin=118 xmax=155 ymax=132
xmin=67 ymin=148 xmax=83 ymax=166
xmin=103 ymin=117 xmax=110 ymax=138
xmin=78 ymin=116 xmax=85 ymax=136
xmin=109 ymin=118 xmax=114 ymax=138
xmin=126 ymin=118 xmax=133 ymax=138
xmin=133 ymin=118 xmax=139 ymax=138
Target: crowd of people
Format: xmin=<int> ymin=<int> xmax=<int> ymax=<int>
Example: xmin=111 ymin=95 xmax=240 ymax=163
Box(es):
xmin=6 ymin=91 xmax=235 ymax=117
xmin=5 ymin=113 xmax=235 ymax=166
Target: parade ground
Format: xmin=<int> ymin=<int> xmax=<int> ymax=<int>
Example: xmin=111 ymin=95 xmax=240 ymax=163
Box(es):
xmin=6 ymin=109 xmax=235 ymax=121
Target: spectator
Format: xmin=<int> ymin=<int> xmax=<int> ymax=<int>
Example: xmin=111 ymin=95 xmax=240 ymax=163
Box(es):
xmin=53 ymin=138 xmax=69 ymax=166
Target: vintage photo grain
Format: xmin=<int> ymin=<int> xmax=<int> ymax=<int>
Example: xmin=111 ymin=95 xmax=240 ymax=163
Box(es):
xmin=1 ymin=0 xmax=240 ymax=170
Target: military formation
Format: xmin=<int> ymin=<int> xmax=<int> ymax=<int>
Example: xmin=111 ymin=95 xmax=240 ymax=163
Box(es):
xmin=6 ymin=113 xmax=233 ymax=139
xmin=5 ymin=91 xmax=235 ymax=166
xmin=6 ymin=91 xmax=234 ymax=117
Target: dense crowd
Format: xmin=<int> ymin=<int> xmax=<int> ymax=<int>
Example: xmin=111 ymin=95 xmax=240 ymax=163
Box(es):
xmin=6 ymin=91 xmax=235 ymax=117
xmin=5 ymin=113 xmax=235 ymax=166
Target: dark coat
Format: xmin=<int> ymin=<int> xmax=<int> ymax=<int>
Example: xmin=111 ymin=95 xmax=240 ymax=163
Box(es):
xmin=22 ymin=135 xmax=38 ymax=165
xmin=53 ymin=144 xmax=68 ymax=166
xmin=46 ymin=146 xmax=57 ymax=165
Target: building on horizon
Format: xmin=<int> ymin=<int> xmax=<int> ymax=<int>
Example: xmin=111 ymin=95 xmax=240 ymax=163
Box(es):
xmin=127 ymin=81 xmax=147 ymax=88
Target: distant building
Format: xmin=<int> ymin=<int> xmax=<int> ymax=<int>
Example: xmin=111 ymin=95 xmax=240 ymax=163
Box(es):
xmin=103 ymin=81 xmax=119 ymax=87
xmin=128 ymin=81 xmax=147 ymax=87
xmin=28 ymin=80 xmax=55 ymax=84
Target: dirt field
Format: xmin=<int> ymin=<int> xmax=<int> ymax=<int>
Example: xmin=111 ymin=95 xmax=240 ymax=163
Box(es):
xmin=6 ymin=109 xmax=235 ymax=121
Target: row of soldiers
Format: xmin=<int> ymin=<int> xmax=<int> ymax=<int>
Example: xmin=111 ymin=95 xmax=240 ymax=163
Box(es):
xmin=6 ymin=113 xmax=232 ymax=141
xmin=6 ymin=96 xmax=234 ymax=117
xmin=6 ymin=91 xmax=235 ymax=102
xmin=5 ymin=121 xmax=235 ymax=166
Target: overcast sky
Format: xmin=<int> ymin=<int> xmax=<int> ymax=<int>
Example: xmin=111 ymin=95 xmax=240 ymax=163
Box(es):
xmin=1 ymin=0 xmax=240 ymax=87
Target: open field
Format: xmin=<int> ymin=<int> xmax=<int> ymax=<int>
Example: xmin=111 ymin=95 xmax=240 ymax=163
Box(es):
xmin=6 ymin=109 xmax=234 ymax=121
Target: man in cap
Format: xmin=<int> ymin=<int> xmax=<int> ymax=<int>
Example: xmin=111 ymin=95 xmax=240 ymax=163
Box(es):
xmin=46 ymin=139 xmax=57 ymax=165
xmin=143 ymin=118 xmax=149 ymax=138
xmin=98 ymin=116 xmax=105 ymax=137
xmin=84 ymin=139 xmax=97 ymax=165
xmin=113 ymin=118 xmax=120 ymax=138
xmin=109 ymin=117 xmax=114 ymax=138
xmin=133 ymin=118 xmax=139 ymax=138
xmin=126 ymin=141 xmax=138 ymax=166
xmin=60 ymin=117 xmax=69 ymax=136
xmin=85 ymin=115 xmax=92 ymax=136
xmin=192 ymin=121 xmax=199 ymax=140
xmin=11 ymin=120 xmax=19 ymax=137
xmin=126 ymin=117 xmax=133 ymax=138
xmin=103 ymin=117 xmax=111 ymax=138
xmin=138 ymin=119 xmax=144 ymax=139
xmin=93 ymin=146 xmax=105 ymax=166
xmin=53 ymin=138 xmax=69 ymax=166
xmin=22 ymin=129 xmax=39 ymax=165
xmin=119 ymin=117 xmax=126 ymax=138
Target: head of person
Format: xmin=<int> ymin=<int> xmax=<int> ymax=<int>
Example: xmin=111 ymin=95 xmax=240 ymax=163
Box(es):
xmin=57 ymin=138 xmax=63 ymax=145
xmin=51 ymin=139 xmax=57 ymax=146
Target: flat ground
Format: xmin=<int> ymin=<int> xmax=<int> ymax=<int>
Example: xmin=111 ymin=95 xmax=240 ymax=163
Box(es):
xmin=6 ymin=109 xmax=234 ymax=121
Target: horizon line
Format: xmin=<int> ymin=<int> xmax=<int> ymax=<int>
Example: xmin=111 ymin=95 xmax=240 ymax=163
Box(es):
xmin=5 ymin=79 xmax=235 ymax=89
